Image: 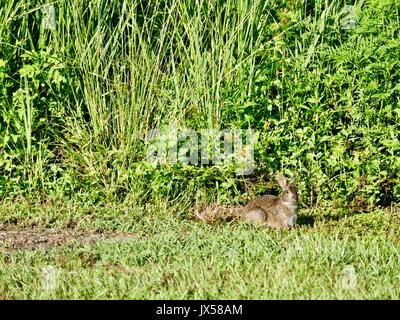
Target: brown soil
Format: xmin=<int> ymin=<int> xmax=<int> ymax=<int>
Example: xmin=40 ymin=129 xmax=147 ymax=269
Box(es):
xmin=0 ymin=224 xmax=135 ymax=251
xmin=191 ymin=203 xmax=243 ymax=223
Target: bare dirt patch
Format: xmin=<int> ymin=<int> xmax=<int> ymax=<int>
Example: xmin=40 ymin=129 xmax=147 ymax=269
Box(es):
xmin=0 ymin=224 xmax=135 ymax=251
xmin=191 ymin=203 xmax=242 ymax=223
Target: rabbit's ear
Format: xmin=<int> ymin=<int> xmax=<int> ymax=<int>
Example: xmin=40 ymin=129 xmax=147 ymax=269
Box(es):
xmin=289 ymin=175 xmax=295 ymax=191
xmin=277 ymin=173 xmax=287 ymax=189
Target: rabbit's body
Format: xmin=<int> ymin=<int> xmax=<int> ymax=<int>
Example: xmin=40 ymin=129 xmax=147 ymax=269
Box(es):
xmin=241 ymin=174 xmax=298 ymax=228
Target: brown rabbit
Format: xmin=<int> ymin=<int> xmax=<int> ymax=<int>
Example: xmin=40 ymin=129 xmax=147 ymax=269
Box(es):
xmin=241 ymin=173 xmax=298 ymax=228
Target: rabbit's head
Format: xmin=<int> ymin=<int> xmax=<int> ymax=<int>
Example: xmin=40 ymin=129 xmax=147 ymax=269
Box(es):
xmin=277 ymin=173 xmax=298 ymax=227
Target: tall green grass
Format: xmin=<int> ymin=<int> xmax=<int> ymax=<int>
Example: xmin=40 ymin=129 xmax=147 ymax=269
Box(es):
xmin=0 ymin=0 xmax=399 ymax=210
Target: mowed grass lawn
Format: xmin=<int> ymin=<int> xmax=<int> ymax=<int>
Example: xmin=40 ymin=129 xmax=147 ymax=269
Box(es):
xmin=0 ymin=200 xmax=399 ymax=299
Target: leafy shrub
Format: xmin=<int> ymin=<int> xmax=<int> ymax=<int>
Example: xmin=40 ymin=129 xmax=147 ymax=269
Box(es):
xmin=0 ymin=0 xmax=399 ymax=209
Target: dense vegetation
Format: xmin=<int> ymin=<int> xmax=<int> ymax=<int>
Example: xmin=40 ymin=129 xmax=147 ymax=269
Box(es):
xmin=1 ymin=0 xmax=399 ymax=209
xmin=1 ymin=0 xmax=399 ymax=300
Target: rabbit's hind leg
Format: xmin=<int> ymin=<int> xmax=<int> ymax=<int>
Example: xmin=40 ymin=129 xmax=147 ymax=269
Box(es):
xmin=242 ymin=207 xmax=267 ymax=225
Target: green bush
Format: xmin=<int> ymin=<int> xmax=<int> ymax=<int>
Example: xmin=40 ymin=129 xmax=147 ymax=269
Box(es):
xmin=0 ymin=0 xmax=399 ymax=209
